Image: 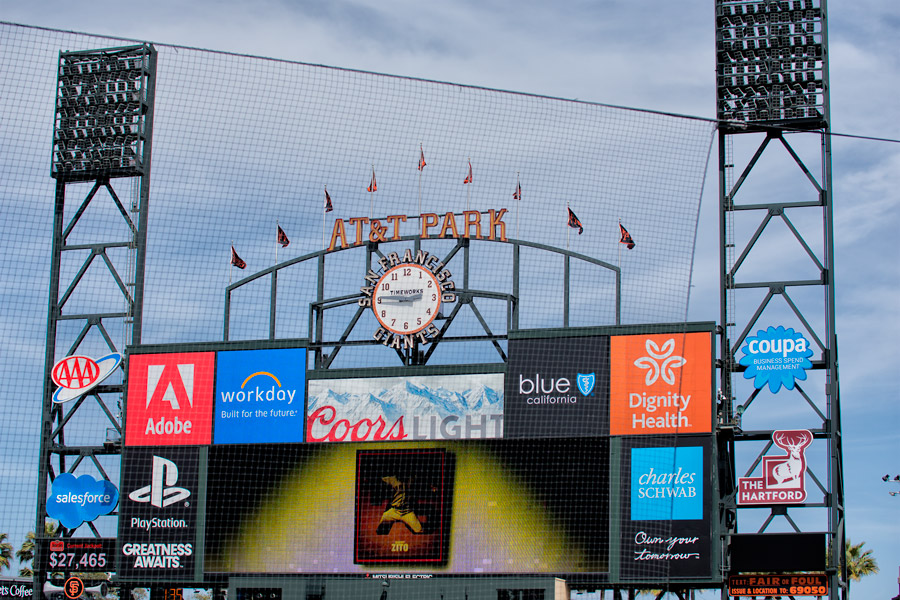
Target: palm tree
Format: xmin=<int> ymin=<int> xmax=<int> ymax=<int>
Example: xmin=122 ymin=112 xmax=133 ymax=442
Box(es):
xmin=17 ymin=521 xmax=60 ymax=577
xmin=0 ymin=533 xmax=13 ymax=573
xmin=845 ymin=538 xmax=879 ymax=594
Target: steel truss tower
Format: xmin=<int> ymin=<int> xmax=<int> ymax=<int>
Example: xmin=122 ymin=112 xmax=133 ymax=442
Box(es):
xmin=36 ymin=44 xmax=156 ymax=593
xmin=715 ymin=0 xmax=845 ymax=598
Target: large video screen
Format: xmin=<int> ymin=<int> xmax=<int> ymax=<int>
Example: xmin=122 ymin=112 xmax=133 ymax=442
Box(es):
xmin=203 ymin=439 xmax=609 ymax=575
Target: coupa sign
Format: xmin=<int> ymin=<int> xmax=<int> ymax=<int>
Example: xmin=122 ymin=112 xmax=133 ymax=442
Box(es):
xmin=46 ymin=473 xmax=119 ymax=529
xmin=739 ymin=326 xmax=813 ymax=393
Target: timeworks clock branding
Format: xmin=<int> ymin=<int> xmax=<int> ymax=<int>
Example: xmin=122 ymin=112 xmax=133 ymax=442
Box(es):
xmin=358 ymin=248 xmax=457 ymax=349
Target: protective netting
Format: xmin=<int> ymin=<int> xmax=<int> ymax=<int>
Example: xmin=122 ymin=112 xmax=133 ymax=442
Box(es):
xmin=0 ymin=21 xmax=717 ymax=594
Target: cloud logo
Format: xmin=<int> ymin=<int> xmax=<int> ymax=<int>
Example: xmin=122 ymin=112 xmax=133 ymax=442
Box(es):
xmin=46 ymin=473 xmax=119 ymax=529
xmin=739 ymin=326 xmax=814 ymax=393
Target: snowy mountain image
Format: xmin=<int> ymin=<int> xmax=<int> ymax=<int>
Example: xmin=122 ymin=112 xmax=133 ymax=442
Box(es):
xmin=307 ymin=373 xmax=504 ymax=441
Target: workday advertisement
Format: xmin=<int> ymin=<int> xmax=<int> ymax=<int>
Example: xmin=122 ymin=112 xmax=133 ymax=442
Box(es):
xmin=214 ymin=347 xmax=307 ymax=444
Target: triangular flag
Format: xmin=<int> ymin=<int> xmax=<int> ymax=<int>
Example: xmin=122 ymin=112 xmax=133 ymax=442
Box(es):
xmin=513 ymin=181 xmax=522 ymax=200
xmin=367 ymin=169 xmax=377 ymax=193
xmin=418 ymin=145 xmax=427 ymax=171
xmin=619 ymin=223 xmax=635 ymax=249
xmin=324 ymin=187 xmax=333 ymax=213
xmin=567 ymin=207 xmax=584 ymax=235
xmin=231 ymin=246 xmax=246 ymax=269
xmin=277 ymin=225 xmax=290 ymax=248
xmin=463 ymin=160 xmax=473 ymax=184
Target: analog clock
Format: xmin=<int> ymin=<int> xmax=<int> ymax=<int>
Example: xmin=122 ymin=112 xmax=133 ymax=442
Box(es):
xmin=372 ymin=263 xmax=442 ymax=335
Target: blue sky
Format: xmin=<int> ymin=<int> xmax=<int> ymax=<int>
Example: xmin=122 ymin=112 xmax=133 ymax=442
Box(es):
xmin=1 ymin=1 xmax=898 ymax=597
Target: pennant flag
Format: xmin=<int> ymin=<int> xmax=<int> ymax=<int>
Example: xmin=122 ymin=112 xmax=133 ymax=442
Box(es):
xmin=231 ymin=246 xmax=246 ymax=269
xmin=619 ymin=223 xmax=636 ymax=249
xmin=277 ymin=225 xmax=290 ymax=248
xmin=367 ymin=169 xmax=377 ymax=192
xmin=513 ymin=181 xmax=522 ymax=200
xmin=324 ymin=186 xmax=333 ymax=213
xmin=418 ymin=145 xmax=427 ymax=171
xmin=463 ymin=160 xmax=473 ymax=184
xmin=567 ymin=207 xmax=584 ymax=235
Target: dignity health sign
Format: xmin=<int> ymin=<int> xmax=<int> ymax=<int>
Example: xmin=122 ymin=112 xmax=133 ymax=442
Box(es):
xmin=610 ymin=332 xmax=712 ymax=435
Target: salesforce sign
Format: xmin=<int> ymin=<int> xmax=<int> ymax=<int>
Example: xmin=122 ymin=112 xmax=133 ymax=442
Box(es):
xmin=46 ymin=473 xmax=119 ymax=529
xmin=739 ymin=326 xmax=814 ymax=393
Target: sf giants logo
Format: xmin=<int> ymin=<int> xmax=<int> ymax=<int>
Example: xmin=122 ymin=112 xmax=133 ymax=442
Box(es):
xmin=125 ymin=353 xmax=215 ymax=447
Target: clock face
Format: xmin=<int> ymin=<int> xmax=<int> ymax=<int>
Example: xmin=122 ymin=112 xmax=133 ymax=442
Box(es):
xmin=372 ymin=263 xmax=442 ymax=335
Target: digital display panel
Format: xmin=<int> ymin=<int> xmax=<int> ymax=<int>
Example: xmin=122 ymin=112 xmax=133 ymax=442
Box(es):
xmin=203 ymin=439 xmax=609 ymax=575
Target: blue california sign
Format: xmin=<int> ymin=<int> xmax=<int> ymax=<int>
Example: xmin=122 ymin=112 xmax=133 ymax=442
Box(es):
xmin=46 ymin=473 xmax=119 ymax=529
xmin=739 ymin=325 xmax=814 ymax=393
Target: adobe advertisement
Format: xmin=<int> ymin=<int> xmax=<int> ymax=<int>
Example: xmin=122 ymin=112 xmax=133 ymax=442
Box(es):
xmin=610 ymin=332 xmax=712 ymax=436
xmin=125 ymin=352 xmax=215 ymax=446
xmin=619 ymin=436 xmax=713 ymax=580
xmin=203 ymin=438 xmax=608 ymax=575
xmin=306 ymin=373 xmax=503 ymax=442
xmin=118 ymin=447 xmax=199 ymax=580
xmin=214 ymin=347 xmax=306 ymax=444
xmin=504 ymin=335 xmax=609 ymax=438
xmin=354 ymin=449 xmax=453 ymax=564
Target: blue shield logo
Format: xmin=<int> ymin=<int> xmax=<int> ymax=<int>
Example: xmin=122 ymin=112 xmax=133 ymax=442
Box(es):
xmin=576 ymin=373 xmax=595 ymax=396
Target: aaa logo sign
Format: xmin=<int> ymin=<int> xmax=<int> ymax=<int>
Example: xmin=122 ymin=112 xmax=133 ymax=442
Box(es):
xmin=125 ymin=352 xmax=215 ymax=446
xmin=610 ymin=332 xmax=712 ymax=435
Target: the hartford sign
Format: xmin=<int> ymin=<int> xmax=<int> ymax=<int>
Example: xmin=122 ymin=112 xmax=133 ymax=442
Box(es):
xmin=738 ymin=430 xmax=812 ymax=505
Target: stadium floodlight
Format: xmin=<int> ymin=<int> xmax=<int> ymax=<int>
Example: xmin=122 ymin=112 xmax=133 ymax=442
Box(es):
xmin=715 ymin=0 xmax=826 ymax=129
xmin=52 ymin=44 xmax=153 ymax=181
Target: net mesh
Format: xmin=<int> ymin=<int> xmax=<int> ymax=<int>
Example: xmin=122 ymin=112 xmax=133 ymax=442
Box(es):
xmin=0 ymin=21 xmax=716 ymax=594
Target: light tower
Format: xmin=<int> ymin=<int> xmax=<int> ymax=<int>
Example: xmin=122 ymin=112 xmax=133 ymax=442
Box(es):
xmin=715 ymin=0 xmax=845 ymax=598
xmin=35 ymin=44 xmax=157 ymax=593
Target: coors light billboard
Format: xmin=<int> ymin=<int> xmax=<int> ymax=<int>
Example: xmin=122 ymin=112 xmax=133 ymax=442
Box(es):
xmin=306 ymin=372 xmax=503 ymax=443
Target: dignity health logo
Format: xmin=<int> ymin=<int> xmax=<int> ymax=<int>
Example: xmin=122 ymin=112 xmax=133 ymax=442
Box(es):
xmin=610 ymin=332 xmax=712 ymax=435
xmin=634 ymin=339 xmax=686 ymax=385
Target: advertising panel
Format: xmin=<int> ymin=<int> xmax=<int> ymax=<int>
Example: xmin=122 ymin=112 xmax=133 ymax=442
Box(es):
xmin=737 ymin=430 xmax=812 ymax=505
xmin=43 ymin=538 xmax=117 ymax=573
xmin=306 ymin=373 xmax=503 ymax=442
xmin=214 ymin=348 xmax=306 ymax=444
xmin=204 ymin=438 xmax=608 ymax=575
xmin=610 ymin=332 xmax=712 ymax=436
xmin=504 ymin=336 xmax=609 ymax=438
xmin=118 ymin=447 xmax=199 ymax=581
xmin=354 ymin=449 xmax=453 ymax=564
xmin=738 ymin=326 xmax=814 ymax=393
xmin=619 ymin=436 xmax=713 ymax=580
xmin=125 ymin=352 xmax=215 ymax=446
xmin=46 ymin=473 xmax=119 ymax=529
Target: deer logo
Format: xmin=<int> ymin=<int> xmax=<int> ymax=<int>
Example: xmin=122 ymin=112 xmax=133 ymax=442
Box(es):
xmin=766 ymin=430 xmax=812 ymax=489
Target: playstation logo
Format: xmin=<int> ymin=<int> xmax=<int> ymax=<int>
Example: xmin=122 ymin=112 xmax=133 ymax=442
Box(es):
xmin=128 ymin=455 xmax=190 ymax=508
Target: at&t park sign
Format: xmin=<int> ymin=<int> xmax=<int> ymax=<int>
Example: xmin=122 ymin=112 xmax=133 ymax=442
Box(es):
xmin=327 ymin=208 xmax=508 ymax=251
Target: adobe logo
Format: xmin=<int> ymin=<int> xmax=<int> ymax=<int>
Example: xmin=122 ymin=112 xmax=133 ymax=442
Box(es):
xmin=125 ymin=352 xmax=215 ymax=446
